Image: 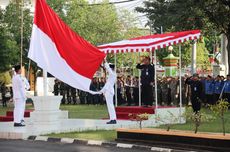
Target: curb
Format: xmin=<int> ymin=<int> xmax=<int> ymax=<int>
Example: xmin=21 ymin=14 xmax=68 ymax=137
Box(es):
xmin=26 ymin=136 xmax=191 ymax=152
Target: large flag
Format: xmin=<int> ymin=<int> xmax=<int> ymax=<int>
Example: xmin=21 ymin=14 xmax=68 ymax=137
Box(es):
xmin=28 ymin=0 xmax=106 ymax=92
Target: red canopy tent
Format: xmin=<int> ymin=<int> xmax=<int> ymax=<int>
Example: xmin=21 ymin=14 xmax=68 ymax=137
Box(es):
xmin=98 ymin=30 xmax=201 ymax=120
xmin=98 ymin=30 xmax=200 ymax=53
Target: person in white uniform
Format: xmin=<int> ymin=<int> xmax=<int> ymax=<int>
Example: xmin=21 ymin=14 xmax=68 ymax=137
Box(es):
xmin=100 ymin=61 xmax=117 ymax=124
xmin=12 ymin=65 xmax=30 ymax=127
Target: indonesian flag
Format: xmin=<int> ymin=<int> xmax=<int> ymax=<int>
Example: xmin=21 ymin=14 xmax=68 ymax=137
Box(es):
xmin=28 ymin=0 xmax=106 ymax=92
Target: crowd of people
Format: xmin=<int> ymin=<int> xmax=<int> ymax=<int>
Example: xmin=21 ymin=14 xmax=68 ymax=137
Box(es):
xmin=52 ymin=74 xmax=230 ymax=107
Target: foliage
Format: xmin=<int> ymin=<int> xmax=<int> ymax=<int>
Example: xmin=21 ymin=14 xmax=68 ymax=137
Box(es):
xmin=64 ymin=0 xmax=121 ymax=45
xmin=155 ymin=111 xmax=179 ymax=131
xmin=136 ymin=0 xmax=230 ymax=71
xmin=0 ymin=1 xmax=32 ymax=70
xmin=185 ymin=107 xmax=215 ymax=134
xmin=129 ymin=113 xmax=149 ymax=129
xmin=0 ymin=72 xmax=12 ymax=85
xmin=0 ymin=8 xmax=19 ymax=72
xmin=209 ymin=99 xmax=230 ymax=136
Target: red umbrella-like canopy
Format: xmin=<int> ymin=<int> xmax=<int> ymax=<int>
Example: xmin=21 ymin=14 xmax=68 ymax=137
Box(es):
xmin=98 ymin=30 xmax=201 ymax=53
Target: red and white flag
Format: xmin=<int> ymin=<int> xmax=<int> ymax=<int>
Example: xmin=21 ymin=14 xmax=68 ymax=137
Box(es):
xmin=28 ymin=0 xmax=105 ymax=92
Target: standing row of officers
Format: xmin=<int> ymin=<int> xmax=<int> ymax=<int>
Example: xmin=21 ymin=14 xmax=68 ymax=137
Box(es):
xmin=53 ymin=56 xmax=230 ymax=114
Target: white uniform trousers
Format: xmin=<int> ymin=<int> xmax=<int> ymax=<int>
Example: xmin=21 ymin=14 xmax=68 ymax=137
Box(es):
xmin=104 ymin=92 xmax=117 ymax=120
xmin=14 ymin=98 xmax=26 ymax=123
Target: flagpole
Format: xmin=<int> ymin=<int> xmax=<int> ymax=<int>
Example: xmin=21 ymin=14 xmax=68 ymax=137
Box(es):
xmin=115 ymin=53 xmax=118 ymax=107
xmin=138 ymin=52 xmax=141 ymax=106
xmin=154 ymin=49 xmax=158 ymax=117
xmin=20 ymin=0 xmax=24 ymax=67
xmin=179 ymin=44 xmax=182 ymax=123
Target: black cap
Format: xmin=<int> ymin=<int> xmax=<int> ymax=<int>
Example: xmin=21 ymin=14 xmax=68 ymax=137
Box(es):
xmin=14 ymin=65 xmax=21 ymax=72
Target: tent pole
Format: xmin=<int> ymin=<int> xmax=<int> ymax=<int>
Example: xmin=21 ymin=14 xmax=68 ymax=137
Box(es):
xmin=179 ymin=44 xmax=182 ymax=123
xmin=154 ymin=49 xmax=158 ymax=116
xmin=138 ymin=52 xmax=141 ymax=107
xmin=115 ymin=53 xmax=118 ymax=107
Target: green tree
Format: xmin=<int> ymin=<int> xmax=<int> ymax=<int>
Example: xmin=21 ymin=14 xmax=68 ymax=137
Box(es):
xmin=64 ymin=0 xmax=121 ymax=45
xmin=136 ymin=0 xmax=230 ymax=72
xmin=47 ymin=0 xmax=67 ymax=21
xmin=0 ymin=8 xmax=19 ymax=72
xmin=3 ymin=1 xmax=33 ymax=65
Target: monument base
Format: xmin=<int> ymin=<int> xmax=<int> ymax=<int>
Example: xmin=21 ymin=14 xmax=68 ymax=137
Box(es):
xmin=28 ymin=96 xmax=68 ymax=125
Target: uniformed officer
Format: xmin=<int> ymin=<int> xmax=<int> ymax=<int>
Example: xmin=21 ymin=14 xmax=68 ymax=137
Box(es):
xmin=117 ymin=76 xmax=124 ymax=105
xmin=214 ymin=75 xmax=224 ymax=103
xmin=1 ymin=83 xmax=8 ymax=107
xmin=60 ymin=82 xmax=67 ymax=104
xmin=53 ymin=79 xmax=60 ymax=96
xmin=186 ymin=74 xmax=202 ymax=113
xmin=125 ymin=75 xmax=132 ymax=106
xmin=136 ymin=56 xmax=154 ymax=107
xmin=12 ymin=65 xmax=30 ymax=127
xmin=223 ymin=74 xmax=230 ymax=105
xmin=70 ymin=86 xmax=77 ymax=104
xmin=99 ymin=61 xmax=117 ymax=124
xmin=132 ymin=76 xmax=139 ymax=106
xmin=161 ymin=77 xmax=168 ymax=106
xmin=99 ymin=77 xmax=106 ymax=105
xmin=204 ymin=75 xmax=214 ymax=105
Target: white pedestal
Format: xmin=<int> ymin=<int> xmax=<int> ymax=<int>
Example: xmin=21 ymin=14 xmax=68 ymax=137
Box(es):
xmin=29 ymin=96 xmax=68 ymax=125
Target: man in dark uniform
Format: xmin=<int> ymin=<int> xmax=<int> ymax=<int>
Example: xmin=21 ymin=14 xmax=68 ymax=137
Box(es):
xmin=214 ymin=75 xmax=224 ymax=104
xmin=132 ymin=76 xmax=139 ymax=106
xmin=60 ymin=82 xmax=67 ymax=104
xmin=1 ymin=83 xmax=8 ymax=107
xmin=125 ymin=75 xmax=132 ymax=106
xmin=70 ymin=86 xmax=77 ymax=104
xmin=186 ymin=74 xmax=202 ymax=113
xmin=136 ymin=56 xmax=154 ymax=107
xmin=223 ymin=74 xmax=230 ymax=105
xmin=53 ymin=79 xmax=60 ymax=96
xmin=204 ymin=75 xmax=214 ymax=105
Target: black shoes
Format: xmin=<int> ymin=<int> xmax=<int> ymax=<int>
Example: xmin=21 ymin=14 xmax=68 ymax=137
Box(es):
xmin=14 ymin=123 xmax=25 ymax=127
xmin=106 ymin=120 xmax=117 ymax=124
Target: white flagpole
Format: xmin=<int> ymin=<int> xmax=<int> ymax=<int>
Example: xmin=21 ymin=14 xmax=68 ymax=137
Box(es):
xmin=115 ymin=53 xmax=118 ymax=107
xmin=138 ymin=52 xmax=141 ymax=106
xmin=154 ymin=49 xmax=158 ymax=116
xmin=179 ymin=44 xmax=182 ymax=122
xmin=20 ymin=0 xmax=24 ymax=67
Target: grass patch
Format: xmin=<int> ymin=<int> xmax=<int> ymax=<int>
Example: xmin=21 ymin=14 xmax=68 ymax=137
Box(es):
xmin=47 ymin=130 xmax=116 ymax=141
xmin=157 ymin=108 xmax=230 ymax=133
xmin=0 ymin=103 xmax=33 ymax=116
xmin=0 ymin=103 xmax=108 ymax=119
xmin=60 ymin=104 xmax=108 ymax=119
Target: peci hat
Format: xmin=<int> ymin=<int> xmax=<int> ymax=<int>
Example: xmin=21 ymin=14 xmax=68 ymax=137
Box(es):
xmin=109 ymin=63 xmax=115 ymax=69
xmin=14 ymin=64 xmax=21 ymax=72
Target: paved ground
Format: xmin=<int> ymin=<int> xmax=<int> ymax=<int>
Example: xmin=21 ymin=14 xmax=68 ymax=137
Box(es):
xmin=0 ymin=139 xmax=155 ymax=152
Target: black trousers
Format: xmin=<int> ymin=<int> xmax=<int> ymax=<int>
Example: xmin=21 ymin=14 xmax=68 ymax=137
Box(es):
xmin=133 ymin=88 xmax=139 ymax=106
xmin=191 ymin=96 xmax=201 ymax=113
xmin=141 ymin=85 xmax=153 ymax=106
xmin=205 ymin=94 xmax=214 ymax=105
xmin=223 ymin=93 xmax=230 ymax=104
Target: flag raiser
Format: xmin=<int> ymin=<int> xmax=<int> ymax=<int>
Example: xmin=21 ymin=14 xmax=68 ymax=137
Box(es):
xmin=28 ymin=0 xmax=106 ymax=92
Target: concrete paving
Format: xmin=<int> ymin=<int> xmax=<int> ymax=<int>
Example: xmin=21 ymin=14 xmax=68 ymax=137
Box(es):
xmin=0 ymin=118 xmax=157 ymax=139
